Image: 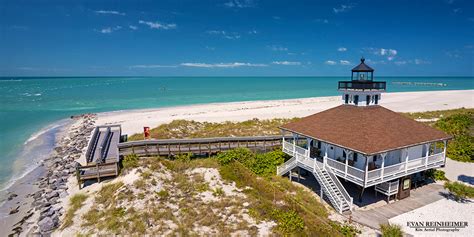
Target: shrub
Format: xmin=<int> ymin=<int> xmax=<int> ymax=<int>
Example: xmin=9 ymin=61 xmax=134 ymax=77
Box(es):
xmin=122 ymin=154 xmax=139 ymax=170
xmin=216 ymin=148 xmax=254 ymax=165
xmin=444 ymin=181 xmax=474 ymax=201
xmin=380 ymin=223 xmax=403 ymax=237
xmin=156 ymin=189 xmax=169 ymax=199
xmin=250 ymin=150 xmax=287 ymax=177
xmin=446 ymin=135 xmax=474 ymax=162
xmin=435 ymin=112 xmax=474 ymax=162
xmin=175 ymin=152 xmax=192 ymax=163
xmin=212 ymin=187 xmax=225 ymax=197
xmin=271 ymin=209 xmax=305 ymax=234
xmin=426 ymin=169 xmax=447 ymax=181
xmin=330 ymin=222 xmax=361 ymax=237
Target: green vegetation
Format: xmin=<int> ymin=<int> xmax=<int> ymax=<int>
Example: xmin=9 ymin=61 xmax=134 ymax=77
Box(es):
xmin=331 ymin=223 xmax=362 ymax=237
xmin=219 ymin=158 xmax=343 ymax=236
xmin=435 ymin=111 xmax=474 ymax=162
xmin=95 ymin=182 xmax=124 ymax=207
xmin=426 ymin=169 xmax=447 ymax=181
xmin=122 ymin=154 xmax=139 ymax=170
xmin=128 ymin=118 xmax=298 ymax=140
xmin=402 ymin=108 xmax=474 ymax=123
xmin=61 ymin=193 xmax=88 ymax=229
xmin=444 ymin=181 xmax=474 ymax=201
xmin=217 ymin=147 xmax=289 ymax=177
xmin=405 ymin=108 xmax=474 ymax=162
xmin=380 ymin=223 xmax=403 ymax=237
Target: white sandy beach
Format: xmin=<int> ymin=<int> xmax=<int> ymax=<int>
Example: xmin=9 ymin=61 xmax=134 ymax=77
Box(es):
xmin=96 ymin=90 xmax=474 ymax=136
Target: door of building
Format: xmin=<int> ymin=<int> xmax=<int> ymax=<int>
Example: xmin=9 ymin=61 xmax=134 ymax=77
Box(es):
xmin=398 ymin=176 xmax=411 ymax=199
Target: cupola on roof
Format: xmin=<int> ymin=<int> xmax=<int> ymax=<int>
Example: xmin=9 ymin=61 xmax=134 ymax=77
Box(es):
xmin=351 ymin=58 xmax=374 ymax=72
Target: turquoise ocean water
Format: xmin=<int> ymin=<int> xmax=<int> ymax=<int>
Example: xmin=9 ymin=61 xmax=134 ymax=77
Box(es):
xmin=0 ymin=76 xmax=473 ymax=190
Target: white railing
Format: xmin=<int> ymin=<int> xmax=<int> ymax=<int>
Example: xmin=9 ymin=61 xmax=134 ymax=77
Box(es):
xmin=375 ymin=180 xmax=399 ymax=196
xmin=428 ymin=152 xmax=444 ymax=164
xmin=366 ymin=152 xmax=445 ymax=185
xmin=276 ymin=156 xmax=297 ymax=176
xmin=326 ymin=158 xmax=365 ymax=184
xmin=278 ymin=144 xmax=352 ymax=213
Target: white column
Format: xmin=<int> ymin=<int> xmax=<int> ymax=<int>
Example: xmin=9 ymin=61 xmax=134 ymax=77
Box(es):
xmin=424 ymin=143 xmax=430 ymax=167
xmin=344 ymin=149 xmax=351 ymax=179
xmin=364 ymin=155 xmax=368 ymax=187
xmin=306 ymin=138 xmax=312 ymax=157
xmin=292 ymin=133 xmax=296 ymax=155
xmin=380 ymin=152 xmax=387 ymax=181
xmin=323 ymin=143 xmax=328 ymax=168
xmin=404 ymin=148 xmax=409 ymax=173
xmin=443 ymin=140 xmax=448 ymax=165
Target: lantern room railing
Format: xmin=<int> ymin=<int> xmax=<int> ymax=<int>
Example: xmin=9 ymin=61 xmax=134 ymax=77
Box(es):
xmin=338 ymin=80 xmax=386 ymax=91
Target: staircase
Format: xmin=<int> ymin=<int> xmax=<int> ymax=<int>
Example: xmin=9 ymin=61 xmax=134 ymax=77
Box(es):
xmin=277 ymin=153 xmax=353 ymax=214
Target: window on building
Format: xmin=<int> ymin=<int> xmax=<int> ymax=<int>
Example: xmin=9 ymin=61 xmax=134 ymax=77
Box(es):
xmin=374 ymin=95 xmax=379 ymax=104
xmin=354 ymin=95 xmax=359 ymax=105
xmin=345 ymin=94 xmax=349 ymax=104
xmin=366 ymin=95 xmax=370 ymax=105
xmin=353 ymin=153 xmax=358 ymax=162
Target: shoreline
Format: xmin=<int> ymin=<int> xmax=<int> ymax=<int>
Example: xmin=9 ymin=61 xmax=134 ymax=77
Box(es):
xmin=0 ymin=89 xmax=472 ymax=235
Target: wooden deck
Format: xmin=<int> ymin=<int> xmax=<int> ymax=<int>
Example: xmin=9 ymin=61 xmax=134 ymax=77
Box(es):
xmin=118 ymin=135 xmax=290 ymax=157
xmin=77 ymin=125 xmax=122 ymax=187
xmin=349 ymin=183 xmax=447 ymax=229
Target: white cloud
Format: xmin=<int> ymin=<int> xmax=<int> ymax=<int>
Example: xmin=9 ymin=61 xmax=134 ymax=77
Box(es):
xmin=339 ymin=60 xmax=351 ymax=65
xmin=207 ymin=30 xmax=241 ymax=39
xmin=333 ymin=4 xmax=354 ymax=13
xmin=224 ymin=0 xmax=256 ymax=8
xmin=367 ymin=47 xmax=398 ymax=61
xmin=267 ymin=45 xmax=288 ymax=51
xmin=99 ymin=26 xmax=122 ymax=34
xmin=272 ymin=61 xmax=301 ymax=66
xmin=325 ymin=60 xmax=337 ymax=65
xmin=129 ymin=25 xmax=138 ymax=30
xmin=394 ymin=59 xmax=431 ymax=65
xmin=248 ymin=30 xmax=258 ymax=34
xmin=338 ymin=47 xmax=347 ymax=52
xmin=273 ymin=16 xmax=281 ymax=20
xmin=129 ymin=65 xmax=178 ymax=69
xmin=95 ymin=10 xmax=125 ymax=16
xmin=181 ymin=62 xmax=267 ymax=68
xmin=139 ymin=20 xmax=177 ymax=30
xmin=453 ymin=8 xmax=461 ymax=14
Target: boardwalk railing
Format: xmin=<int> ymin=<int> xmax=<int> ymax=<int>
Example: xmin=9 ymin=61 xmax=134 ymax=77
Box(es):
xmin=118 ymin=135 xmax=292 ymax=157
xmin=76 ymin=162 xmax=119 ymax=189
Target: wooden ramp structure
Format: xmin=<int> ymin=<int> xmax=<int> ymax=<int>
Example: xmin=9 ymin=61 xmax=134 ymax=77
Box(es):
xmin=76 ymin=125 xmax=121 ymax=188
xmin=118 ymin=135 xmax=289 ymax=157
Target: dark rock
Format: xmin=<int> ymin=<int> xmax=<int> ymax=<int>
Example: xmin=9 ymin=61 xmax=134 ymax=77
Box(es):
xmin=9 ymin=206 xmax=20 ymax=215
xmin=38 ymin=216 xmax=55 ymax=232
xmin=7 ymin=193 xmax=18 ymax=201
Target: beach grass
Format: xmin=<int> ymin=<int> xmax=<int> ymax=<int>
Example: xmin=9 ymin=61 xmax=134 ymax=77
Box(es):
xmin=128 ymin=118 xmax=298 ymax=140
xmin=61 ymin=193 xmax=88 ymax=229
xmin=380 ymin=223 xmax=403 ymax=237
xmin=75 ymin=151 xmax=354 ymax=236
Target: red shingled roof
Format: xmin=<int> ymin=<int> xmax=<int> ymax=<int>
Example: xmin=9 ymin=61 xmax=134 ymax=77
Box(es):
xmin=280 ymin=105 xmax=451 ymax=155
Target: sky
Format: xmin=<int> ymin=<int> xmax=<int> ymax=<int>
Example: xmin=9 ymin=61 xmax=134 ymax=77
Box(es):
xmin=0 ymin=0 xmax=473 ymax=76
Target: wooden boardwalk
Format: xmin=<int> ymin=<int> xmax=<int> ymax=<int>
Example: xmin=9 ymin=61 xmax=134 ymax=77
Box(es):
xmin=350 ymin=184 xmax=447 ymax=229
xmin=118 ymin=135 xmax=291 ymax=157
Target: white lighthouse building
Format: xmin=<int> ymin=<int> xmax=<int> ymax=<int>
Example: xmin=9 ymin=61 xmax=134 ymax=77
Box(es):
xmin=277 ymin=58 xmax=451 ymax=213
